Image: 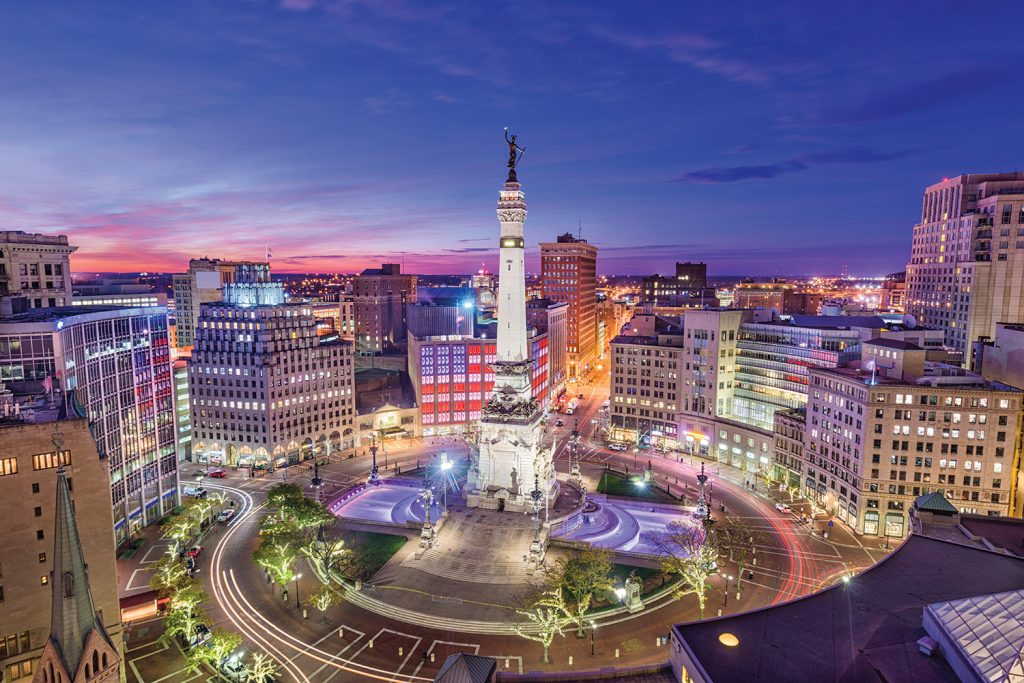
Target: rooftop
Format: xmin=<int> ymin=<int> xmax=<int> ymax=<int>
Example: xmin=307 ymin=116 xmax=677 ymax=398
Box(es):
xmin=672 ymin=534 xmax=1024 ymax=683
xmin=789 ymin=314 xmax=888 ymax=329
xmin=0 ymin=304 xmax=164 ymax=325
xmin=865 ymin=337 xmax=924 ymax=351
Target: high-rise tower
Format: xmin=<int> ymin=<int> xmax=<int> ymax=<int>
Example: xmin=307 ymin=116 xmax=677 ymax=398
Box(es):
xmin=467 ymin=133 xmax=555 ymax=513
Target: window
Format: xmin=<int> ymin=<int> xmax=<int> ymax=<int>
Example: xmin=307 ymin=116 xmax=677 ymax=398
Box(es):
xmin=33 ymin=507 xmax=41 ymax=517
xmin=0 ymin=458 xmax=16 ymax=476
xmin=31 ymin=450 xmax=70 ymax=471
xmin=38 ymin=553 xmax=45 ymax=563
xmin=31 ymin=483 xmax=39 ymax=494
xmin=36 ymin=530 xmax=44 ymax=541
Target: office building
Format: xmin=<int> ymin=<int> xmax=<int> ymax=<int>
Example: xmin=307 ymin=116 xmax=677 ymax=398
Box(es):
xmin=641 ymin=261 xmax=716 ymax=307
xmin=407 ymin=287 xmax=477 ymax=338
xmin=0 ymin=419 xmax=123 ymax=683
xmin=526 ymin=298 xmax=568 ymax=401
xmin=173 ymin=358 xmax=192 ymax=463
xmin=879 ymin=271 xmax=906 ymax=312
xmin=410 ymin=330 xmax=551 ymax=438
xmin=804 ymin=338 xmax=1022 ymax=537
xmin=905 ymin=172 xmax=1024 ymax=363
xmin=732 ymin=317 xmax=871 ymax=430
xmin=0 ymin=306 xmax=177 ymax=543
xmin=0 ymin=231 xmax=77 ymax=309
xmin=975 ymin=322 xmax=1024 ymax=390
xmin=540 ymin=233 xmax=597 ymax=379
xmin=72 ymin=280 xmax=165 ymax=309
xmin=171 ymin=258 xmax=270 ymax=348
xmin=609 ymin=315 xmax=686 ymax=446
xmin=189 ymin=282 xmax=355 ymax=469
xmin=733 ymin=280 xmax=822 ymax=315
xmin=353 ymin=263 xmax=417 ymax=355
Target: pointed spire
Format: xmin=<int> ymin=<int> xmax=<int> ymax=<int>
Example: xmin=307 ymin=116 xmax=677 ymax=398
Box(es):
xmin=47 ymin=424 xmax=107 ymax=676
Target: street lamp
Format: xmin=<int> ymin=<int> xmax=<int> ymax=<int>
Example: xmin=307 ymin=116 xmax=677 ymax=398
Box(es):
xmin=440 ymin=460 xmax=452 ymax=508
xmin=294 ymin=572 xmax=303 ymax=609
xmin=590 ymin=621 xmax=597 ymax=657
xmin=722 ymin=574 xmax=734 ymax=606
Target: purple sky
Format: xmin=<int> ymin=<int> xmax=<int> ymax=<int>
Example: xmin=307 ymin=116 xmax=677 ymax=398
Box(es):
xmin=1 ymin=2 xmax=1022 ymax=276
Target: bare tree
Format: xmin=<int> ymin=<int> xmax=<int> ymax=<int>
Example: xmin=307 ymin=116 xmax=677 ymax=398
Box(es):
xmin=715 ymin=516 xmax=766 ymax=593
xmin=643 ymin=521 xmax=718 ymax=618
xmin=512 ymin=589 xmax=571 ymax=663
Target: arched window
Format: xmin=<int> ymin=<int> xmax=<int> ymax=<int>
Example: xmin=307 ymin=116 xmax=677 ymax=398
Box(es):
xmin=102 ymin=653 xmax=108 ymax=669
xmin=92 ymin=650 xmax=99 ymax=676
xmin=85 ymin=664 xmax=90 ymax=679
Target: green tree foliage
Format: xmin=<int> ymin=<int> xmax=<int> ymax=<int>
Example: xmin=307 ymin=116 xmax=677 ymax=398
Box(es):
xmin=543 ymin=548 xmax=613 ymax=637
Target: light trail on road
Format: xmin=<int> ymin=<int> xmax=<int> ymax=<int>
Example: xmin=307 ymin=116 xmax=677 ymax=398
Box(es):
xmin=207 ymin=484 xmax=433 ymax=682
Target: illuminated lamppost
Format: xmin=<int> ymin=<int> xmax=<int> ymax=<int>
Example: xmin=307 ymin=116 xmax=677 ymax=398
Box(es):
xmin=590 ymin=620 xmax=597 ymax=657
xmin=439 ymin=459 xmax=452 ymax=509
xmin=695 ymin=463 xmax=710 ymax=524
xmin=570 ymin=419 xmax=582 ymax=483
xmin=368 ymin=431 xmax=380 ymax=486
xmin=294 ymin=572 xmax=303 ymax=609
xmin=721 ymin=574 xmax=733 ymax=606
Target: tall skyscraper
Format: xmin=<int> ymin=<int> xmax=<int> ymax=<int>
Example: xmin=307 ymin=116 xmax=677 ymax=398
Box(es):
xmin=352 ymin=263 xmax=417 ymax=355
xmin=540 ymin=233 xmax=597 ymax=379
xmin=0 ymin=306 xmax=178 ymax=544
xmin=906 ymin=172 xmax=1024 ymax=364
xmin=189 ymin=282 xmax=355 ymax=469
xmin=0 ymin=419 xmax=123 ymax=683
xmin=0 ymin=231 xmax=77 ymax=308
xmin=171 ymin=258 xmax=270 ymax=348
xmin=467 ymin=144 xmax=555 ymax=513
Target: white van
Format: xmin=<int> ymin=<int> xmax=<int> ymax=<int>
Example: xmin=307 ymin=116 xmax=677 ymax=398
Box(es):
xmin=183 ymin=485 xmax=208 ymax=499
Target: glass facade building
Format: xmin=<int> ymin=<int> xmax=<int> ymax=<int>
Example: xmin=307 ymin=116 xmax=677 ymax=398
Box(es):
xmin=0 ymin=306 xmax=178 ymax=543
xmin=733 ymin=322 xmax=864 ymax=430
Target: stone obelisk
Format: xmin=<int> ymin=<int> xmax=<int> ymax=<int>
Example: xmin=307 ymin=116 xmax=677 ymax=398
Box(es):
xmin=466 ymin=131 xmax=555 ymax=513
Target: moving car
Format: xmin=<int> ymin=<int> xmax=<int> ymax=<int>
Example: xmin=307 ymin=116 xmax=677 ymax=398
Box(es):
xmin=182 ymin=485 xmax=208 ymax=498
xmin=207 ymin=468 xmax=227 ymax=478
xmin=186 ymin=545 xmax=204 ymax=559
xmin=775 ymin=502 xmax=792 ymax=514
xmin=555 ymin=419 xmax=565 ymax=427
xmin=216 ymin=509 xmax=236 ymax=524
xmin=608 ymin=442 xmax=627 ymax=452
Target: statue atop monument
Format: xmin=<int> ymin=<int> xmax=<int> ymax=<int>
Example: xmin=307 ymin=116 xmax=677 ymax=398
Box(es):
xmin=504 ymin=127 xmax=525 ymax=182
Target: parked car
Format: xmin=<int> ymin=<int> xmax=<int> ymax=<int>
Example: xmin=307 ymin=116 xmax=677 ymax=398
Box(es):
xmin=216 ymin=509 xmax=236 ymax=524
xmin=193 ymin=469 xmax=208 ymax=478
xmin=186 ymin=545 xmax=204 ymax=559
xmin=775 ymin=502 xmax=792 ymax=514
xmin=182 ymin=486 xmax=208 ymax=498
xmin=221 ymin=656 xmax=248 ymax=679
xmin=208 ymin=468 xmax=227 ymax=478
xmin=555 ymin=419 xmax=565 ymax=427
xmin=186 ymin=624 xmax=211 ymax=649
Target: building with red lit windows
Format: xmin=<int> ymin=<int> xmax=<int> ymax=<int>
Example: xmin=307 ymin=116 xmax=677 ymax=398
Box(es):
xmin=409 ymin=330 xmax=550 ymax=438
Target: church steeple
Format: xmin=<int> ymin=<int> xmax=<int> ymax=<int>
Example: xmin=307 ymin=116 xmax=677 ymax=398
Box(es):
xmin=33 ymin=425 xmax=119 ymax=683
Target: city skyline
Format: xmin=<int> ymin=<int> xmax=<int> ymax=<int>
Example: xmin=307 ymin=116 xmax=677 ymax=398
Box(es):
xmin=3 ymin=2 xmax=1024 ymax=276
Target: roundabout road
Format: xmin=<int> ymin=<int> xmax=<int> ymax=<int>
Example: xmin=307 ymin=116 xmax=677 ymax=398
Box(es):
xmin=193 ymin=420 xmax=883 ymax=681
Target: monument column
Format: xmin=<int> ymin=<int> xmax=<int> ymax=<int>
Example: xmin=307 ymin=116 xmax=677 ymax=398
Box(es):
xmin=467 ymin=131 xmax=556 ymax=514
